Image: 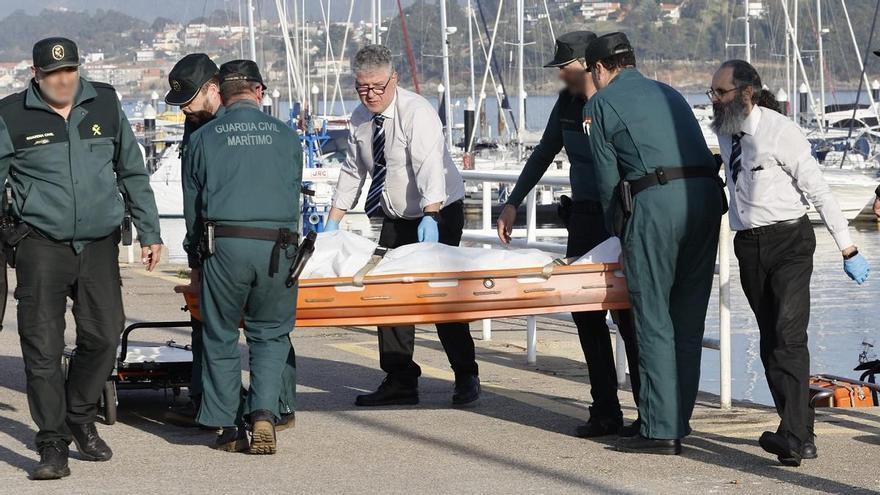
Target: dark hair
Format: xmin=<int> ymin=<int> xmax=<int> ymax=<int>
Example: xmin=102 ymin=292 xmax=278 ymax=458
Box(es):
xmin=596 ymin=47 xmax=636 ymax=71
xmin=720 ymin=59 xmax=780 ymax=113
xmin=199 ymin=75 xmax=220 ymax=94
xmin=220 ymin=80 xmax=260 ymax=101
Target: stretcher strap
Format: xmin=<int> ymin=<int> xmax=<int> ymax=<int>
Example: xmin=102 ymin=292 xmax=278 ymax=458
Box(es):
xmin=352 ymin=247 xmax=389 ymax=287
xmin=540 ymin=256 xmax=580 ymax=279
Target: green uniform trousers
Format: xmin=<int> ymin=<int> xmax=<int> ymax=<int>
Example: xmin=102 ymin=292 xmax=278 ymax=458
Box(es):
xmin=622 ymin=179 xmax=722 ymax=440
xmin=189 ymin=318 xmax=297 ymax=414
xmin=197 ymin=237 xmax=298 ymax=428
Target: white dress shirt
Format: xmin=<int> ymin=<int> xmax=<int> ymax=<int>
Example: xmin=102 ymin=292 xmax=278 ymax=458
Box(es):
xmin=332 ymin=87 xmax=466 ymax=219
xmin=717 ymin=105 xmax=853 ymax=250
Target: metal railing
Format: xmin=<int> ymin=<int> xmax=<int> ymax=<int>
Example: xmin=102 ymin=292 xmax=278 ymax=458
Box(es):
xmin=459 ymin=169 xmax=733 ymax=409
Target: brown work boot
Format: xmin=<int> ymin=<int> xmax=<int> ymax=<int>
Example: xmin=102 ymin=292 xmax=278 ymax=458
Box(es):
xmin=248 ymin=410 xmax=277 ymax=455
xmin=275 ymin=411 xmax=295 ymax=433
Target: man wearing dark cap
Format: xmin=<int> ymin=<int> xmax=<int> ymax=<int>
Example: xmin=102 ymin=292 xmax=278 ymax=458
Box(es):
xmin=0 ymin=37 xmax=162 ymax=479
xmin=182 ymin=60 xmax=303 ymax=454
xmin=583 ymin=32 xmax=725 ymax=455
xmin=497 ymin=31 xmax=641 ymax=439
xmin=162 ymin=55 xmax=298 ymax=433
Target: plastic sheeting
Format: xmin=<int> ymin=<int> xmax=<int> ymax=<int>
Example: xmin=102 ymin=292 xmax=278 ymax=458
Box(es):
xmin=301 ymin=231 xmax=621 ymax=279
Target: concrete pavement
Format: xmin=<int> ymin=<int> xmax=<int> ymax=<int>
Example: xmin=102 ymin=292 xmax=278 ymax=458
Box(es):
xmin=0 ymin=263 xmax=878 ymax=494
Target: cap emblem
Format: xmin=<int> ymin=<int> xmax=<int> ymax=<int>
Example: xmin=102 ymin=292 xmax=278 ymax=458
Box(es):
xmin=171 ymin=80 xmax=182 ymax=91
xmin=52 ymin=45 xmax=65 ymax=61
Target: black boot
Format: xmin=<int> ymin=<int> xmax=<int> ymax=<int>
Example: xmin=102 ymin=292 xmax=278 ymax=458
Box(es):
xmin=452 ymin=374 xmax=481 ymax=406
xmin=759 ymin=431 xmax=802 ymax=467
xmin=213 ymin=426 xmax=248 ymax=453
xmin=575 ymin=416 xmax=622 ymax=438
xmin=248 ymin=409 xmax=277 ymax=455
xmin=801 ymin=437 xmax=818 ymax=460
xmin=616 ymin=435 xmax=682 ymax=455
xmin=618 ymin=417 xmax=642 ymax=437
xmin=276 ymin=411 xmax=296 ymax=433
xmin=31 ymin=442 xmax=70 ymax=480
xmin=355 ymin=376 xmax=419 ymax=407
xmin=163 ymin=400 xmax=200 ymax=428
xmin=67 ymin=421 xmax=112 ymax=461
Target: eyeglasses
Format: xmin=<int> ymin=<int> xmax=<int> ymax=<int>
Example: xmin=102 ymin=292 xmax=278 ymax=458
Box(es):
xmin=355 ymin=72 xmax=394 ymax=97
xmin=706 ymin=86 xmax=742 ymax=101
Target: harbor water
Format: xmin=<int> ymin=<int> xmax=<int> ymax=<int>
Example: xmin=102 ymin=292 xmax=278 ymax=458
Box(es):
xmin=155 ymin=216 xmax=880 ymax=408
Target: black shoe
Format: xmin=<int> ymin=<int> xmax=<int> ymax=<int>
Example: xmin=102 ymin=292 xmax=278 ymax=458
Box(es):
xmin=248 ymin=409 xmax=277 ymax=455
xmin=759 ymin=431 xmax=802 ymax=467
xmin=163 ymin=400 xmax=200 ymax=428
xmin=67 ymin=421 xmax=112 ymax=461
xmin=31 ymin=442 xmax=70 ymax=480
xmin=575 ymin=416 xmax=622 ymax=438
xmin=801 ymin=438 xmax=818 ymax=460
xmin=355 ymin=376 xmax=419 ymax=407
xmin=452 ymin=374 xmax=481 ymax=406
xmin=618 ymin=418 xmax=642 ymax=437
xmin=213 ymin=427 xmax=248 ymax=453
xmin=276 ymin=411 xmax=296 ymax=433
xmin=616 ymin=435 xmax=682 ymax=455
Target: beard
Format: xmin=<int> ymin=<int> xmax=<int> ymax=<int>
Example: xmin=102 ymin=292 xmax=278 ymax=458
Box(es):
xmin=184 ymin=109 xmax=216 ymax=125
xmin=711 ymin=96 xmax=748 ymax=135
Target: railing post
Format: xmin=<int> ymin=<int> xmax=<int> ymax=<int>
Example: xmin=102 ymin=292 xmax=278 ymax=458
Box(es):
xmin=526 ymin=189 xmax=537 ymax=243
xmin=719 ymin=216 xmax=732 ymax=409
xmin=482 ymin=180 xmax=492 ymax=341
xmin=526 ymin=315 xmax=537 ymax=364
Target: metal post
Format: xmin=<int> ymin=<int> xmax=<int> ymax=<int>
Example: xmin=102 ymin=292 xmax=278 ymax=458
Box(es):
xmin=719 ymin=217 xmax=732 ymax=409
xmin=247 ymin=0 xmax=257 ymax=61
xmin=439 ymin=0 xmax=454 ymax=153
xmin=744 ymin=0 xmax=751 ymax=62
xmin=526 ymin=316 xmax=537 ymax=364
xmin=482 ymin=180 xmax=492 ymax=341
xmin=614 ymin=317 xmax=627 ymax=388
xmin=516 ymin=0 xmax=526 ymax=160
xmin=526 ymin=188 xmax=537 ymax=243
xmin=817 ymin=0 xmax=825 ymax=131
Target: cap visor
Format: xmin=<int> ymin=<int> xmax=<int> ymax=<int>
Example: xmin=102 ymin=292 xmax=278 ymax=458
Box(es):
xmin=164 ymin=88 xmax=198 ymax=107
xmin=544 ymin=57 xmax=576 ymax=68
xmin=875 ymin=50 xmax=880 ymax=57
xmin=38 ymin=61 xmax=80 ymax=73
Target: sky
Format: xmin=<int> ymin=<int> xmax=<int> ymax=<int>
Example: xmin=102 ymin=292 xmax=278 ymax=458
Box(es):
xmin=0 ymin=0 xmax=427 ymax=23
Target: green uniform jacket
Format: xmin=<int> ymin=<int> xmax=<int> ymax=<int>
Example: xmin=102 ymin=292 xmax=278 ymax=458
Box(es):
xmin=182 ymin=100 xmax=303 ymax=268
xmin=507 ymin=89 xmax=600 ymax=206
xmin=0 ymin=78 xmax=161 ymax=252
xmin=584 ymin=68 xmax=715 ymax=230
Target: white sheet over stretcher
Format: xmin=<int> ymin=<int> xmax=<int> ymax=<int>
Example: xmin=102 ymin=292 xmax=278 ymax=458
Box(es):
xmin=300 ymin=231 xmax=621 ymax=279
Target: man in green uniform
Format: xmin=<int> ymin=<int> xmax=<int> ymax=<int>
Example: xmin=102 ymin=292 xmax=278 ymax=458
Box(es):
xmin=183 ymin=60 xmax=303 ymax=454
xmin=497 ymin=31 xmax=641 ymax=438
xmin=0 ymin=37 xmax=162 ymax=479
xmin=164 ymin=54 xmax=297 ymax=432
xmin=583 ymin=32 xmax=724 ymax=455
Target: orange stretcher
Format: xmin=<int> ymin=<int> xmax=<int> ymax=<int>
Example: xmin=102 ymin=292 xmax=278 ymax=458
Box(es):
xmin=175 ymin=261 xmax=630 ymax=327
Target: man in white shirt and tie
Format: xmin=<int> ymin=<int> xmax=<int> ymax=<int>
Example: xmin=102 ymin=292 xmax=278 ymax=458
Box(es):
xmin=710 ymin=59 xmax=870 ymax=467
xmin=325 ymin=45 xmax=480 ymax=407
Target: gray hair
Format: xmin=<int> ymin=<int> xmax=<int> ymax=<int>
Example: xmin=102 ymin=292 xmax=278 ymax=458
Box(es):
xmin=352 ymin=45 xmax=393 ymax=75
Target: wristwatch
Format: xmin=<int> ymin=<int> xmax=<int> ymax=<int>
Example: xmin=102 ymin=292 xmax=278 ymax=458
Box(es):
xmin=844 ymin=248 xmax=860 ymax=260
xmin=424 ymin=211 xmax=442 ymax=224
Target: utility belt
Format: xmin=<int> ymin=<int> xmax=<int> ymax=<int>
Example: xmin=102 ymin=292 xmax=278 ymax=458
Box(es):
xmin=201 ymin=222 xmax=317 ymax=287
xmin=557 ymin=196 xmax=602 ymax=227
xmin=614 ymin=166 xmax=727 ymax=235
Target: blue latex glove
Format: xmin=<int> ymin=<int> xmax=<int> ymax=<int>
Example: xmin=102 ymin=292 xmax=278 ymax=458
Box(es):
xmin=417 ymin=215 xmax=439 ymax=243
xmin=844 ymin=253 xmax=870 ymax=284
xmin=323 ymin=219 xmax=340 ymax=232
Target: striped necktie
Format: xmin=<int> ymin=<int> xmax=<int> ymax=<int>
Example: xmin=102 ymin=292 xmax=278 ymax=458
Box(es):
xmin=364 ymin=114 xmax=386 ymax=218
xmin=730 ymin=132 xmax=744 ymax=183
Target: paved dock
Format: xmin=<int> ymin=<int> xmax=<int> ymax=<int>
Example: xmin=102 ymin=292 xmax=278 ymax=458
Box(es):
xmin=0 ymin=263 xmax=878 ymax=494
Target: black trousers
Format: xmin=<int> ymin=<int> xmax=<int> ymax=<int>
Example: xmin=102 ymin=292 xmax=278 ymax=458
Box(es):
xmin=734 ymin=215 xmax=815 ymax=443
xmin=15 ymin=231 xmax=124 ymax=448
xmin=376 ymin=201 xmax=478 ymax=383
xmin=566 ymin=205 xmax=641 ymax=421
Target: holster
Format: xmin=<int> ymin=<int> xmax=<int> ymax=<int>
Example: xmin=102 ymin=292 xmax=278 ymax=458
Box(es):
xmin=611 ymin=180 xmax=633 ymax=237
xmin=286 ymin=230 xmax=317 ymax=288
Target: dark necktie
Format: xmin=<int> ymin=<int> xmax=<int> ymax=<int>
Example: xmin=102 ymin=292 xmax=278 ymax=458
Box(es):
xmin=364 ymin=114 xmax=386 ymax=218
xmin=730 ymin=132 xmax=744 ymax=183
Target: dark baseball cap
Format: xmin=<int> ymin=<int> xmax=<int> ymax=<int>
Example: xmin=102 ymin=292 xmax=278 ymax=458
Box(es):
xmin=218 ymin=60 xmax=266 ymax=89
xmin=165 ymin=53 xmax=219 ymax=106
xmin=544 ymin=31 xmax=597 ymax=68
xmin=33 ymin=37 xmax=80 ymax=73
xmin=584 ymin=32 xmax=634 ymax=65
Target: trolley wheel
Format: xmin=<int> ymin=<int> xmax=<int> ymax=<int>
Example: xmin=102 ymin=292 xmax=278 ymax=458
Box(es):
xmin=100 ymin=380 xmax=117 ymax=425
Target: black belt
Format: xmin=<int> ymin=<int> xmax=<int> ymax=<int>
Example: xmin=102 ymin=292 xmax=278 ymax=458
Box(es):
xmin=213 ymin=225 xmax=298 ymax=275
xmin=738 ymin=216 xmax=806 ymax=237
xmin=630 ymin=167 xmax=720 ymax=196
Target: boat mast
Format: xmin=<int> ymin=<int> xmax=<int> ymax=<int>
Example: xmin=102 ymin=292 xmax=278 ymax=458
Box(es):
xmin=516 ymin=0 xmax=525 ymax=159
xmin=792 ymin=0 xmax=799 ymax=122
xmin=247 ymin=0 xmax=257 ymax=61
xmin=440 ymin=0 xmax=454 ymax=152
xmin=817 ymin=0 xmax=826 ymax=131
xmin=467 ymin=0 xmax=477 ymax=103
xmin=839 ymin=0 xmax=879 ymax=119
xmin=744 ymin=0 xmax=751 ymax=63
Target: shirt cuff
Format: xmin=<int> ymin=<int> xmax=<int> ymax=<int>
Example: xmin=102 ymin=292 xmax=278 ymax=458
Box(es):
xmin=831 ymin=229 xmax=854 ymax=253
xmin=138 ymin=233 xmax=163 ymax=247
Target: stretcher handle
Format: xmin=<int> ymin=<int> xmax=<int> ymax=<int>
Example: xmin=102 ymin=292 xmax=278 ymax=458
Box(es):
xmin=352 ymin=247 xmax=388 ymax=287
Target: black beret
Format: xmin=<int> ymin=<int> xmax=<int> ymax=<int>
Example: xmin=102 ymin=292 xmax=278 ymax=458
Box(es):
xmin=165 ymin=53 xmax=219 ymax=106
xmin=218 ymin=60 xmax=266 ymax=89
